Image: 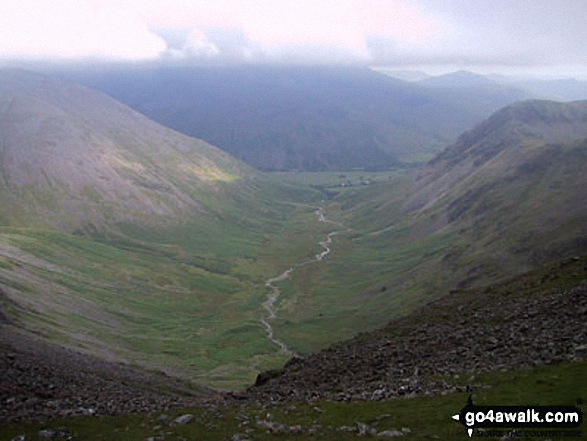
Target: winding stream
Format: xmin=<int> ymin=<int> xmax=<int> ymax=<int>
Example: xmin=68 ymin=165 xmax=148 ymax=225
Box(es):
xmin=260 ymin=207 xmax=349 ymax=356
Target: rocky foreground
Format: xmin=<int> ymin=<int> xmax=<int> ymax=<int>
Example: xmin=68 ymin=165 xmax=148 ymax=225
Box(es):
xmin=248 ymin=257 xmax=587 ymax=402
xmin=0 ymin=326 xmax=219 ymax=424
xmin=1 ymin=257 xmax=586 ymax=426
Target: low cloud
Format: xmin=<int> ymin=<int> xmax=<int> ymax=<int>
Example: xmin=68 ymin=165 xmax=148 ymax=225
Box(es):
xmin=155 ymin=26 xmax=366 ymax=65
xmin=1 ymin=0 xmax=586 ymax=75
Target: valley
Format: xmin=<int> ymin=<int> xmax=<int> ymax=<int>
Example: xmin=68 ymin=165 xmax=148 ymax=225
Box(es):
xmin=1 ymin=68 xmax=586 ymax=440
xmin=260 ymin=206 xmax=350 ymax=357
xmin=3 ymin=252 xmax=586 ymax=438
xmin=2 ymin=0 xmax=587 ymax=438
xmin=0 ymin=198 xmax=333 ymax=389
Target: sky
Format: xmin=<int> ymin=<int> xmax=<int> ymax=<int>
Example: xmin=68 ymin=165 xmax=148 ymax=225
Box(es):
xmin=1 ymin=0 xmax=586 ymax=77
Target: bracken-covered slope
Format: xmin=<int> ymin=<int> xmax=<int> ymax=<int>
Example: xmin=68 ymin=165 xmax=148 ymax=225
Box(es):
xmin=0 ymin=69 xmax=253 ymax=232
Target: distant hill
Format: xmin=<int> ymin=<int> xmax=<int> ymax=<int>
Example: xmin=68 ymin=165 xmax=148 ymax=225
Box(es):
xmin=484 ymin=74 xmax=587 ymax=102
xmin=0 ymin=69 xmax=253 ymax=232
xmin=54 ymin=65 xmax=530 ymax=171
xmin=422 ymin=70 xmax=587 ymax=102
xmin=511 ymin=78 xmax=587 ymax=101
xmin=371 ymin=68 xmax=432 ymax=82
xmin=418 ymin=70 xmax=497 ymax=88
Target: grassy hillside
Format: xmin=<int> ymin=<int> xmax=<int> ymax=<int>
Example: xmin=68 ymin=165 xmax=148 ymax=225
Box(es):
xmin=405 ymin=100 xmax=587 ymax=273
xmin=1 ymin=70 xmax=586 ymax=396
xmin=256 ymin=100 xmax=587 ymax=356
xmin=0 ymin=69 xmax=331 ymax=388
xmin=0 ymin=68 xmax=262 ymax=233
xmin=3 ymin=252 xmax=586 ymax=440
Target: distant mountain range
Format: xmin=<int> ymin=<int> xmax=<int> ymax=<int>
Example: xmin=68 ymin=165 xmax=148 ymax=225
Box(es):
xmin=1 ymin=69 xmax=586 ymax=400
xmin=416 ymin=70 xmax=587 ymax=101
xmin=53 ymin=66 xmax=531 ymax=171
xmin=418 ymin=70 xmax=497 ymax=88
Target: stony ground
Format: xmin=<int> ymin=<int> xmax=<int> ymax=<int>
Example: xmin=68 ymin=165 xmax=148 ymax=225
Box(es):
xmin=2 ymin=257 xmax=586 ymax=427
xmin=0 ymin=327 xmax=221 ymax=424
xmin=248 ymin=258 xmax=587 ymax=402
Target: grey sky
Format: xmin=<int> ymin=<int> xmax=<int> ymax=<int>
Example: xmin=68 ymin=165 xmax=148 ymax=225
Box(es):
xmin=0 ymin=0 xmax=586 ymax=77
xmin=403 ymin=1 xmax=587 ymax=72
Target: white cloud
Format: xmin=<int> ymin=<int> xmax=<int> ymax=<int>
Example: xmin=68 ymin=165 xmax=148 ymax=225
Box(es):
xmin=149 ymin=0 xmax=445 ymax=64
xmin=0 ymin=0 xmax=166 ymax=60
xmin=399 ymin=0 xmax=587 ymax=70
xmin=0 ymin=0 xmax=444 ymax=62
xmin=149 ymin=0 xmax=443 ymax=59
xmin=176 ymin=28 xmax=220 ymax=59
xmin=0 ymin=0 xmax=586 ymax=74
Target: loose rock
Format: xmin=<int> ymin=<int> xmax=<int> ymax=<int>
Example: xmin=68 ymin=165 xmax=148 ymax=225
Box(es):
xmin=174 ymin=414 xmax=194 ymax=425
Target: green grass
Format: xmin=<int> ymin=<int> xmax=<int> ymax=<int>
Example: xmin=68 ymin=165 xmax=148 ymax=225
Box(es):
xmin=0 ymin=170 xmax=413 ymax=378
xmin=3 ymin=173 xmax=409 ymax=387
xmin=3 ymin=162 xmax=586 ymax=390
xmin=0 ymin=227 xmax=277 ymax=388
xmin=2 ymin=361 xmax=584 ymax=440
xmin=0 ymin=177 xmax=336 ymax=389
xmin=254 ymin=154 xmax=587 ymax=359
xmin=257 ymin=173 xmax=458 ymax=354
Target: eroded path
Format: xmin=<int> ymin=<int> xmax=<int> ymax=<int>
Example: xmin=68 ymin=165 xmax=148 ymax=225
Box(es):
xmin=260 ymin=207 xmax=349 ymax=356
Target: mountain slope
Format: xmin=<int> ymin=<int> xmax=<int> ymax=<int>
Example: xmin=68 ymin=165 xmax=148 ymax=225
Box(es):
xmin=0 ymin=69 xmax=327 ymax=389
xmin=422 ymin=70 xmax=587 ymax=102
xmin=406 ymin=100 xmax=587 ymax=220
xmin=249 ymin=255 xmax=587 ymax=402
xmin=258 ymin=99 xmax=587 ymax=356
xmin=0 ymin=324 xmax=215 ymax=423
xmin=387 ymin=100 xmax=587 ymax=286
xmin=0 ymin=69 xmax=252 ymax=232
xmin=494 ymin=75 xmax=587 ymax=101
xmin=418 ymin=70 xmax=496 ymax=88
xmin=54 ymin=65 xmax=530 ymax=170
